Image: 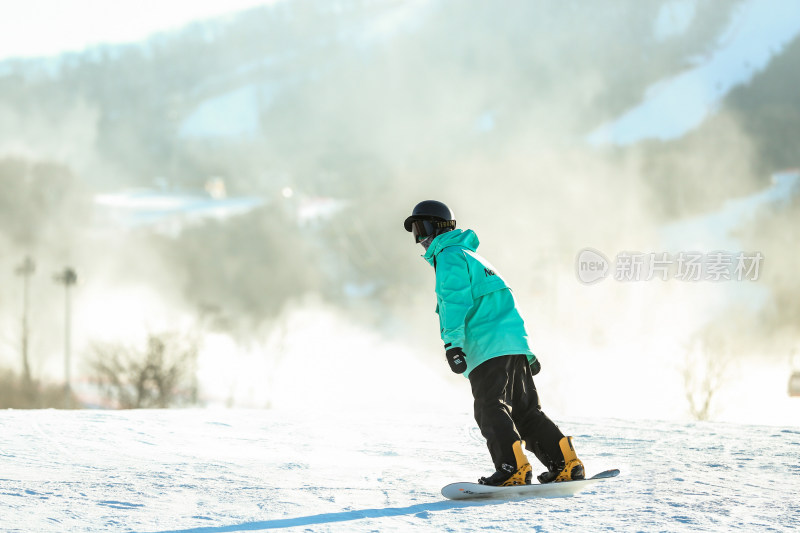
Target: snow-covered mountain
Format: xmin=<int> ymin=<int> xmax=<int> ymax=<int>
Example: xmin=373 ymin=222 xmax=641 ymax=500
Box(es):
xmin=3 ymin=0 xmax=798 ymax=179
xmin=588 ymin=0 xmax=800 ymax=145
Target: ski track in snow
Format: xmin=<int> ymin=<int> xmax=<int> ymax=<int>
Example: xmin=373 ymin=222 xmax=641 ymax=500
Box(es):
xmin=1 ymin=409 xmax=799 ymax=532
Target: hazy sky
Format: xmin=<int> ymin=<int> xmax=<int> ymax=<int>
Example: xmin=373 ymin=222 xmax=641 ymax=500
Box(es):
xmin=0 ymin=0 xmax=282 ymax=61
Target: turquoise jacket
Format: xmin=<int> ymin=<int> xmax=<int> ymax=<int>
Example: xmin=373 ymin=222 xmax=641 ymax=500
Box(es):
xmin=423 ymin=229 xmax=535 ymax=378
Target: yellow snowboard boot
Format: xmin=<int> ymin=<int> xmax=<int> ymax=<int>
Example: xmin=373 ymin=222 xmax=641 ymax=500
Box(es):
xmin=478 ymin=440 xmax=533 ymax=486
xmin=537 ymin=436 xmax=585 ymax=483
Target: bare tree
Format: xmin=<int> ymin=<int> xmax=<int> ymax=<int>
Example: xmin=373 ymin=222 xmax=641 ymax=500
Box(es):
xmin=681 ymin=324 xmax=736 ymax=421
xmin=88 ymin=332 xmax=198 ymax=409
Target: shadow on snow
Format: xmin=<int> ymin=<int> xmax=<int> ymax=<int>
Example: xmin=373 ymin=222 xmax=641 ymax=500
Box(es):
xmin=142 ymin=499 xmax=506 ymax=532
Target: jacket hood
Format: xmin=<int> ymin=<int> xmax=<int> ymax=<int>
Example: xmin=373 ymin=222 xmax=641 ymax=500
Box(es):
xmin=423 ymin=229 xmax=479 ymax=265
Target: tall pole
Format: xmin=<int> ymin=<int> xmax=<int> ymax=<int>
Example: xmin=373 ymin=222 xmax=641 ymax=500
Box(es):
xmin=54 ymin=267 xmax=77 ymax=407
xmin=14 ymin=256 xmax=35 ymax=387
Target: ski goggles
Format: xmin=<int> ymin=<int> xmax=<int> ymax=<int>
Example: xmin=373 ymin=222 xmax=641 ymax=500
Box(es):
xmin=410 ymin=218 xmax=455 ymax=243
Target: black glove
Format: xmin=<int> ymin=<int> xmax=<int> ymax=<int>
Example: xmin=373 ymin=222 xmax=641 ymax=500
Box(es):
xmin=445 ymin=347 xmax=468 ymax=374
xmin=530 ymin=358 xmax=541 ymax=376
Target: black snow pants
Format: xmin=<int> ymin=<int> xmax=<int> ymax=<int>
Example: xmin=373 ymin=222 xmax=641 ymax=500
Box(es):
xmin=469 ymin=354 xmax=566 ymax=473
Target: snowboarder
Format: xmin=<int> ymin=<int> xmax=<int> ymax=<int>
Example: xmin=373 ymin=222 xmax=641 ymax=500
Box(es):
xmin=404 ymin=200 xmax=585 ymax=486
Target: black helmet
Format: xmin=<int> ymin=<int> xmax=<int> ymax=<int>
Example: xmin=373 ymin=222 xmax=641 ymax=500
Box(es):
xmin=404 ymin=200 xmax=456 ymax=243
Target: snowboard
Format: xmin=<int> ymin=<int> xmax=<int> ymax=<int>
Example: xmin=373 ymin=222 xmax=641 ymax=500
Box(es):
xmin=441 ymin=468 xmax=620 ymax=500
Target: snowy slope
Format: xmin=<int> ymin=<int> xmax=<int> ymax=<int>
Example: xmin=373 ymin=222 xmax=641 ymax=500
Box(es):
xmin=1 ymin=409 xmax=798 ymax=532
xmin=660 ymin=169 xmax=800 ymax=250
xmin=588 ymin=0 xmax=800 ymax=145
